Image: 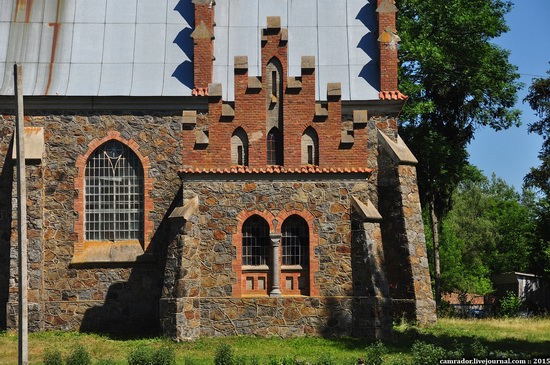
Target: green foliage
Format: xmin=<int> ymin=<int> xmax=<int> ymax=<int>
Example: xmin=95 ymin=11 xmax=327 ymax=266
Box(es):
xmin=439 ymin=166 xmax=537 ymax=294
xmin=214 ymin=344 xmax=235 ymax=365
xmin=524 ymin=68 xmax=550 ymax=195
xmin=470 ymin=340 xmax=489 ymax=358
xmin=410 ymin=341 xmax=447 ymax=365
xmin=95 ymin=360 xmax=116 ymax=365
xmin=397 ymin=0 xmax=521 ymax=303
xmin=127 ymin=346 xmax=175 ymax=365
xmin=128 ymin=347 xmax=155 ymax=365
xmin=44 ymin=349 xmax=63 ymax=365
xmin=499 ymin=291 xmax=522 ymax=317
xmin=364 ymin=341 xmax=387 ymax=365
xmin=66 ymin=345 xmax=92 ymax=365
xmin=314 ymin=353 xmax=337 ymax=365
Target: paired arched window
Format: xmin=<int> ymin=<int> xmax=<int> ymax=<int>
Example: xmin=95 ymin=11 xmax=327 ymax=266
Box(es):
xmin=282 ymin=215 xmax=309 ymax=267
xmin=267 ymin=128 xmax=283 ymax=166
xmin=301 ymin=127 xmax=319 ymax=166
xmin=240 ymin=213 xmax=311 ymax=296
xmin=84 ymin=140 xmax=144 ymax=242
xmin=231 ymin=128 xmax=249 ymax=166
xmin=242 ymin=215 xmax=269 ymax=266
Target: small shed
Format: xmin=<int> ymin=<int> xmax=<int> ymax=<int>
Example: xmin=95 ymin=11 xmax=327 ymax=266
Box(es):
xmin=492 ymin=272 xmax=550 ymax=311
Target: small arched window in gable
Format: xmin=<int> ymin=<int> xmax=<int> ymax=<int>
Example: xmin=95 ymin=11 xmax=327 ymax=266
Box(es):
xmin=267 ymin=127 xmax=283 ymax=166
xmin=85 ymin=140 xmax=144 ymax=242
xmin=301 ymin=127 xmax=319 ymax=166
xmin=231 ymin=127 xmax=249 ymax=166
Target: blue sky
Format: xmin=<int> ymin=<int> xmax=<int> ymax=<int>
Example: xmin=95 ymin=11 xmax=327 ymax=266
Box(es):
xmin=467 ymin=0 xmax=550 ymax=191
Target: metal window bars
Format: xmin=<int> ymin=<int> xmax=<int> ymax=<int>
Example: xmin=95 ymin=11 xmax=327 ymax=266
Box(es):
xmin=242 ymin=215 xmax=270 ymax=266
xmin=85 ymin=140 xmax=144 ymax=241
xmin=282 ymin=216 xmax=309 ymax=266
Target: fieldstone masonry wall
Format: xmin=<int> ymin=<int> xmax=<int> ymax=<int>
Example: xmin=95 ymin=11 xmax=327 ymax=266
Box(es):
xmin=160 ymin=178 xmax=397 ymax=339
xmin=0 ymin=110 xmax=183 ymax=335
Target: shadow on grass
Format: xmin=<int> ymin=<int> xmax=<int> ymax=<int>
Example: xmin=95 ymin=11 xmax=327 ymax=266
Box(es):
xmin=317 ymin=320 xmax=550 ymax=357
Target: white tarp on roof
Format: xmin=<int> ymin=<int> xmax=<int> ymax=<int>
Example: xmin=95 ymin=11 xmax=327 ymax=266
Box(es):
xmin=0 ymin=0 xmax=379 ymax=101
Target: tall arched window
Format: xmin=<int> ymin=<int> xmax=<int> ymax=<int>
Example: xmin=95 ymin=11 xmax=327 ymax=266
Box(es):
xmin=267 ymin=127 xmax=283 ymax=166
xmin=85 ymin=140 xmax=144 ymax=242
xmin=242 ymin=215 xmax=270 ymax=266
xmin=281 ymin=215 xmax=309 ymax=267
xmin=301 ymin=127 xmax=319 ymax=166
xmin=231 ymin=127 xmax=249 ymax=166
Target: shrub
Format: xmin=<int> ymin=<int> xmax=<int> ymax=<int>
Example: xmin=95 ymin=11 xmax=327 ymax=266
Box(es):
xmin=44 ymin=349 xmax=63 ymax=365
xmin=214 ymin=344 xmax=235 ymax=365
xmin=410 ymin=341 xmax=447 ymax=365
xmin=66 ymin=345 xmax=92 ymax=365
xmin=364 ymin=341 xmax=387 ymax=365
xmin=154 ymin=346 xmax=176 ymax=365
xmin=500 ymin=291 xmax=522 ymax=317
xmin=470 ymin=340 xmax=489 ymax=358
xmin=128 ymin=347 xmax=154 ymax=365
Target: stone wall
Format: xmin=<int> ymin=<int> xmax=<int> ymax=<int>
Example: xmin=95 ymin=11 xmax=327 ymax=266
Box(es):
xmin=160 ymin=177 xmax=396 ymax=339
xmin=0 ymin=110 xmax=183 ymax=334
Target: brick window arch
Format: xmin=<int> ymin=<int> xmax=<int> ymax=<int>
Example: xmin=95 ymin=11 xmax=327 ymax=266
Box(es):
xmin=301 ymin=127 xmax=319 ymax=166
xmin=267 ymin=127 xmax=282 ymax=166
xmin=85 ymin=140 xmax=144 ymax=241
xmin=231 ymin=127 xmax=249 ymax=166
xmin=73 ymin=131 xmax=153 ymax=264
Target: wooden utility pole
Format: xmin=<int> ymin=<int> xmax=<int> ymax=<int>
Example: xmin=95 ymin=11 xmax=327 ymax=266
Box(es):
xmin=14 ymin=64 xmax=28 ymax=365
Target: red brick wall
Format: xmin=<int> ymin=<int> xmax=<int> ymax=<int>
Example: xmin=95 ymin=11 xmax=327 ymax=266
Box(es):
xmin=377 ymin=0 xmax=399 ymax=92
xmin=193 ymin=2 xmax=214 ymax=89
xmin=184 ymin=24 xmax=370 ymax=170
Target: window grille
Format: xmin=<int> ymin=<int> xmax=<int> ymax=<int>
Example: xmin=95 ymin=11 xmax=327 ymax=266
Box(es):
xmin=282 ymin=215 xmax=309 ymax=266
xmin=242 ymin=215 xmax=270 ymax=266
xmin=267 ymin=128 xmax=282 ymax=165
xmin=85 ymin=140 xmax=144 ymax=241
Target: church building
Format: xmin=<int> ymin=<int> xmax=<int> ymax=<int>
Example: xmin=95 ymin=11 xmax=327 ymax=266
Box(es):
xmin=0 ymin=0 xmax=436 ymax=339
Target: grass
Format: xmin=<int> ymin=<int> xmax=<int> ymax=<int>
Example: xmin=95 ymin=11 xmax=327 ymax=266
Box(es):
xmin=0 ymin=317 xmax=549 ymax=364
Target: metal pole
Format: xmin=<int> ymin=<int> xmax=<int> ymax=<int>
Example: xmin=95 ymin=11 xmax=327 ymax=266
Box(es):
xmin=14 ymin=64 xmax=28 ymax=365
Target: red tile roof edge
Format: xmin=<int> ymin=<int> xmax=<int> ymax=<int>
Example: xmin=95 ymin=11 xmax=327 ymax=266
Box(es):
xmin=192 ymin=87 xmax=209 ymax=97
xmin=178 ymin=166 xmax=373 ymax=175
xmin=379 ymin=90 xmax=408 ymax=100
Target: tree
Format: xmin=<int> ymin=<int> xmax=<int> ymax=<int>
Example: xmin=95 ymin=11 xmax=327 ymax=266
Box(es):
xmin=397 ymin=0 xmax=522 ymax=303
xmin=524 ymin=67 xmax=550 ymax=278
xmin=524 ymin=68 xmax=550 ymax=195
xmin=439 ymin=165 xmax=536 ymax=295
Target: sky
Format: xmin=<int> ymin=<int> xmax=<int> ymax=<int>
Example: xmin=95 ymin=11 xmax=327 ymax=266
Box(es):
xmin=467 ymin=0 xmax=550 ymax=191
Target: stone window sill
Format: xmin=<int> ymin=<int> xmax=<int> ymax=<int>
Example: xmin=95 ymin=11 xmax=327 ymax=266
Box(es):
xmin=242 ymin=265 xmax=269 ymax=272
xmin=71 ymin=240 xmax=154 ymax=266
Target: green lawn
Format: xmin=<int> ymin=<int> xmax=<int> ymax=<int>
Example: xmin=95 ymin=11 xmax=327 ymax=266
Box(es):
xmin=0 ymin=317 xmax=549 ymax=364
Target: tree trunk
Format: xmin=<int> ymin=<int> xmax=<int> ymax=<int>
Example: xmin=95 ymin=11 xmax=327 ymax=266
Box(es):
xmin=429 ymin=196 xmax=441 ymax=305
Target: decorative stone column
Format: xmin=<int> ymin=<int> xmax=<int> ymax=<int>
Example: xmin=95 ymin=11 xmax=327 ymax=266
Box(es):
xmin=269 ymin=233 xmax=282 ymax=297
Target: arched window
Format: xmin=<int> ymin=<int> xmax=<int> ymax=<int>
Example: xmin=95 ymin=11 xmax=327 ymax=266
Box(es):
xmin=301 ymin=127 xmax=319 ymax=165
xmin=281 ymin=215 xmax=309 ymax=267
xmin=267 ymin=128 xmax=283 ymax=166
xmin=85 ymin=140 xmax=144 ymax=242
xmin=231 ymin=128 xmax=249 ymax=166
xmin=242 ymin=215 xmax=270 ymax=266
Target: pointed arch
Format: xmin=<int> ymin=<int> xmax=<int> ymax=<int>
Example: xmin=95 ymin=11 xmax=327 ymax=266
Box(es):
xmin=73 ymin=131 xmax=153 ymax=263
xmin=301 ymin=127 xmax=319 ymax=166
xmin=231 ymin=127 xmax=249 ymax=166
xmin=266 ymin=57 xmax=283 ymax=104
